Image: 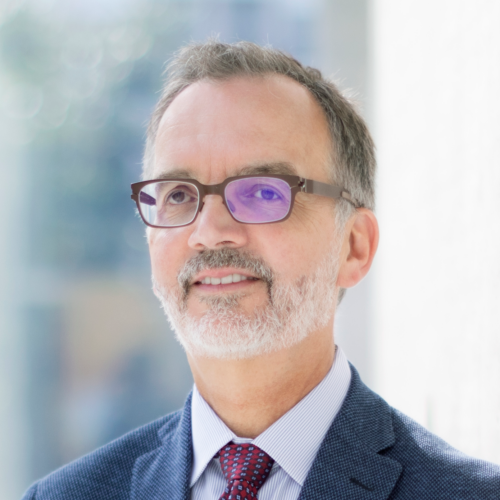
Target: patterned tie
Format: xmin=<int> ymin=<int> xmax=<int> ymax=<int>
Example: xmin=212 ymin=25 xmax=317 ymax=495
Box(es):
xmin=217 ymin=442 xmax=275 ymax=499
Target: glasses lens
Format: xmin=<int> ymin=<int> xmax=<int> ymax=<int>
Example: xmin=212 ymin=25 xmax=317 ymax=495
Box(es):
xmin=225 ymin=177 xmax=292 ymax=223
xmin=138 ymin=181 xmax=199 ymax=227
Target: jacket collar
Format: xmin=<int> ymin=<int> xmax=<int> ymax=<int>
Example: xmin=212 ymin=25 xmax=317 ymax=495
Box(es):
xmin=130 ymin=365 xmax=402 ymax=500
xmin=298 ymin=365 xmax=402 ymax=500
xmin=130 ymin=393 xmax=193 ymax=500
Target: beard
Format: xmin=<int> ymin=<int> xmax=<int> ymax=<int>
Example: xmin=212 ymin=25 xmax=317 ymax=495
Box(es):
xmin=153 ymin=246 xmax=340 ymax=360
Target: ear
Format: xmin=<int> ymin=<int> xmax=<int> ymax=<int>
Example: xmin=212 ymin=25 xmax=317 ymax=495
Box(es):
xmin=337 ymin=208 xmax=379 ymax=289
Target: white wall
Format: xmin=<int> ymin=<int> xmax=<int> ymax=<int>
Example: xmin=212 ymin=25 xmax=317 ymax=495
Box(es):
xmin=372 ymin=0 xmax=500 ymax=463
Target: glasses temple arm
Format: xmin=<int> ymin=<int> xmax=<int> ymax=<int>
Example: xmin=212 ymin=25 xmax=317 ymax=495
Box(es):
xmin=299 ymin=178 xmax=359 ymax=208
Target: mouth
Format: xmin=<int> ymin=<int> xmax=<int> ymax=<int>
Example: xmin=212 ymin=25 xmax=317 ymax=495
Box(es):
xmin=191 ymin=269 xmax=260 ymax=291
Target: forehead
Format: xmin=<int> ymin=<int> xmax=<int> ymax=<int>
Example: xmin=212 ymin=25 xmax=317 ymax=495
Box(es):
xmin=153 ymin=75 xmax=332 ymax=182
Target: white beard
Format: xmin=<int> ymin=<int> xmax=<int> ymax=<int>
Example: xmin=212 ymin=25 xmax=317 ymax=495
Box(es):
xmin=153 ymin=246 xmax=339 ymax=360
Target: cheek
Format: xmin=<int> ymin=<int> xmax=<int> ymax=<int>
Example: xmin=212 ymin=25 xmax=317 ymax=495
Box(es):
xmin=252 ymin=222 xmax=332 ymax=277
xmin=148 ymin=228 xmax=190 ymax=284
xmin=256 ymin=200 xmax=338 ymax=275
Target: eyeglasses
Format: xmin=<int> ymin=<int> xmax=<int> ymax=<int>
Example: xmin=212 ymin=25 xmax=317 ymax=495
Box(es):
xmin=130 ymin=174 xmax=358 ymax=228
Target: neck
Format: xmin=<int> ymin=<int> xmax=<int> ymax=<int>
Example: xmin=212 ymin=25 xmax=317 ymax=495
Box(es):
xmin=187 ymin=322 xmax=336 ymax=438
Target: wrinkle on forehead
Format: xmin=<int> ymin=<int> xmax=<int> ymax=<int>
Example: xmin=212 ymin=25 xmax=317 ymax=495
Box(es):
xmin=153 ymin=161 xmax=298 ymax=182
xmin=152 ymin=75 xmax=331 ymax=183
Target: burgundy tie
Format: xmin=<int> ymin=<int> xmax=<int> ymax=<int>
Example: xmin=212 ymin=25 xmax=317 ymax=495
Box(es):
xmin=217 ymin=442 xmax=274 ymax=499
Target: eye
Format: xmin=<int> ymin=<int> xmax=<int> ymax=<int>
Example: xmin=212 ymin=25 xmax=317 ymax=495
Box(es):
xmin=166 ymin=188 xmax=196 ymax=205
xmin=254 ymin=188 xmax=280 ymax=200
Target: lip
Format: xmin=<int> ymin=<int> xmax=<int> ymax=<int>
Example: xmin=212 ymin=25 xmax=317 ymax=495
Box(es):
xmin=194 ymin=280 xmax=260 ymax=293
xmin=191 ymin=268 xmax=258 ymax=285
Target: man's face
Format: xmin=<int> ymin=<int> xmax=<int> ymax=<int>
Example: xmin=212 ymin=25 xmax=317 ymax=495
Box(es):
xmin=149 ymin=75 xmax=343 ymax=358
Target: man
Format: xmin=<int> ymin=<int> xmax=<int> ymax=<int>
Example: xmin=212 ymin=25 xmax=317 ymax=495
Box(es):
xmin=23 ymin=40 xmax=500 ymax=500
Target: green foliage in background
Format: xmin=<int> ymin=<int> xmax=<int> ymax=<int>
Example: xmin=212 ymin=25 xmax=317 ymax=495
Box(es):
xmin=0 ymin=0 xmax=186 ymax=270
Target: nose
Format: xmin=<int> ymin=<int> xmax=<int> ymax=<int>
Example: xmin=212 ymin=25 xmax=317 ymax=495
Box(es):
xmin=187 ymin=194 xmax=248 ymax=251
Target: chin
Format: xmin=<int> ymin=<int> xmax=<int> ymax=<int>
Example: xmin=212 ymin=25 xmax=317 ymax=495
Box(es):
xmin=153 ymin=247 xmax=339 ymax=360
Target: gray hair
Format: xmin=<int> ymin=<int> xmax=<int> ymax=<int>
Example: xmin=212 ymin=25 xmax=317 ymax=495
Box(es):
xmin=143 ymin=39 xmax=377 ymax=303
xmin=143 ymin=39 xmax=375 ymax=207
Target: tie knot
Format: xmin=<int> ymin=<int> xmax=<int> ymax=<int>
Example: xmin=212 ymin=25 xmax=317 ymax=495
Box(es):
xmin=217 ymin=442 xmax=274 ymax=499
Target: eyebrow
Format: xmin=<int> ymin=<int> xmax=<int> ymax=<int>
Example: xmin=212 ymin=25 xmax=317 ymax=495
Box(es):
xmin=237 ymin=162 xmax=298 ymax=176
xmin=154 ymin=162 xmax=298 ymax=181
xmin=155 ymin=169 xmax=195 ymax=180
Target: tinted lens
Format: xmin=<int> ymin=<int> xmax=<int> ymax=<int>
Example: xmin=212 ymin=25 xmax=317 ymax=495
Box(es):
xmin=138 ymin=181 xmax=199 ymax=227
xmin=225 ymin=177 xmax=292 ymax=223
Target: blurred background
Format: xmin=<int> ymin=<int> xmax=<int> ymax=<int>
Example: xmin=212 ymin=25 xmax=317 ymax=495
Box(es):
xmin=1 ymin=0 xmax=499 ymax=497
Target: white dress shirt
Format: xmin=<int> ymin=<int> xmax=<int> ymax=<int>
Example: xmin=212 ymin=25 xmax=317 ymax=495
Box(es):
xmin=190 ymin=346 xmax=352 ymax=500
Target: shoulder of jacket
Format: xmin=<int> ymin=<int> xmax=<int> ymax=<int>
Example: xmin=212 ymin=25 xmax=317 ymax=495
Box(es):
xmin=385 ymin=407 xmax=500 ymax=498
xmin=22 ymin=410 xmax=183 ymax=500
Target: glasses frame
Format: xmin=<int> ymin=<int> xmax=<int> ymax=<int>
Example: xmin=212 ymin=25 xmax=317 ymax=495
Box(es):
xmin=130 ymin=174 xmax=358 ymax=228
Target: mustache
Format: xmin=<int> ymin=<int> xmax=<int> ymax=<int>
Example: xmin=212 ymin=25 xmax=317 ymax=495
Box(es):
xmin=178 ymin=248 xmax=274 ymax=297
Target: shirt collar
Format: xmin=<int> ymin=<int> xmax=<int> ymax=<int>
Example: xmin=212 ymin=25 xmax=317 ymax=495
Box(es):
xmin=190 ymin=384 xmax=234 ymax=486
xmin=190 ymin=346 xmax=352 ymax=487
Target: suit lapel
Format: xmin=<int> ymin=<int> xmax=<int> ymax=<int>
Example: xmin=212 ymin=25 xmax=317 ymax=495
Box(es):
xmin=129 ymin=368 xmax=402 ymax=500
xmin=130 ymin=394 xmax=193 ymax=500
xmin=299 ymin=367 xmax=402 ymax=500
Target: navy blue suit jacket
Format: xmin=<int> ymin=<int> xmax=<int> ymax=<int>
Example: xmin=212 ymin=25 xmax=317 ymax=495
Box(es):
xmin=22 ymin=366 xmax=500 ymax=499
